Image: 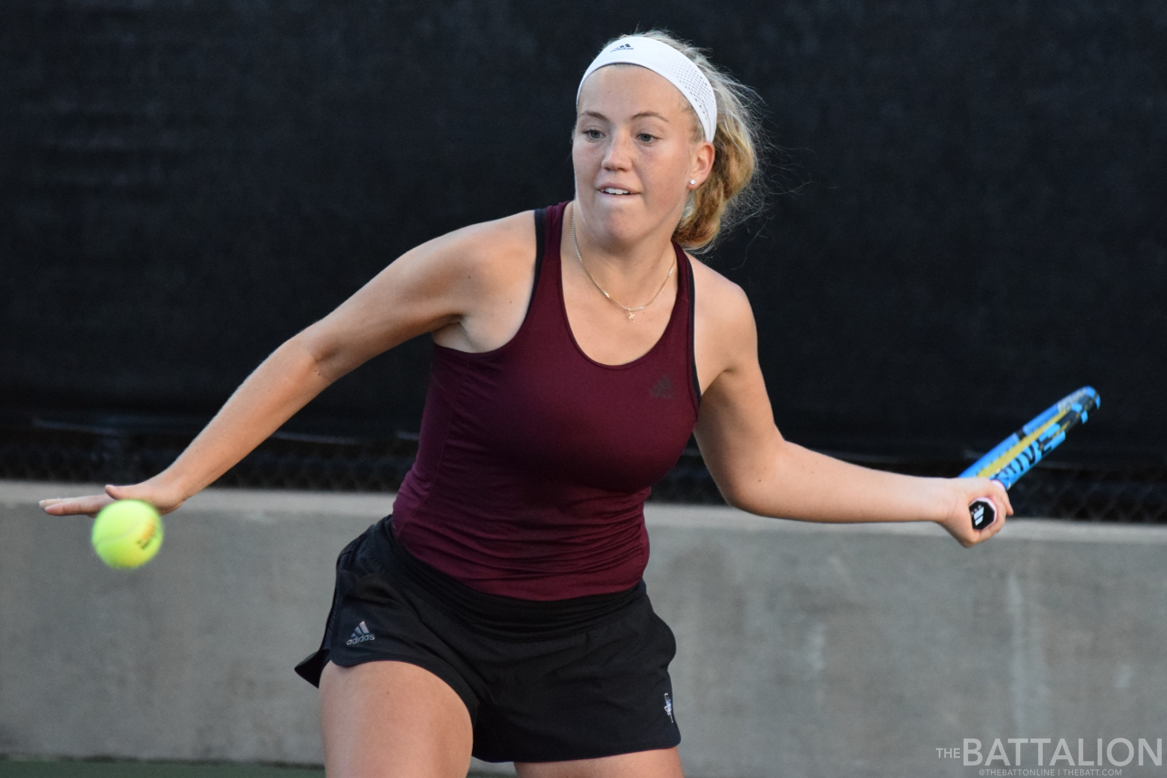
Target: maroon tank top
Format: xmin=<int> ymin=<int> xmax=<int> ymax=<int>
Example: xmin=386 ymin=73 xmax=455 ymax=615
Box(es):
xmin=391 ymin=202 xmax=701 ymax=600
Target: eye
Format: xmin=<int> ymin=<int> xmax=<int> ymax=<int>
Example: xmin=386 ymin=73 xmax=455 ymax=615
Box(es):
xmin=636 ymin=132 xmax=656 ymax=143
xmin=582 ymin=128 xmax=603 ymax=140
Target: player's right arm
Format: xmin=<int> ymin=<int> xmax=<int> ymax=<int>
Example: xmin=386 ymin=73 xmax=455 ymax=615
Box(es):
xmin=40 ymin=213 xmax=536 ymax=517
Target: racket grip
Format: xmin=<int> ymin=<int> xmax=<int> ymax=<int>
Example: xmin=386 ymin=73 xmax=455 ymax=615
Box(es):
xmin=969 ymin=498 xmax=996 ymax=530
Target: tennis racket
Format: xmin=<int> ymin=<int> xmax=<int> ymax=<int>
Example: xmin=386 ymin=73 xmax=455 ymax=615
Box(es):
xmin=963 ymin=386 xmax=1100 ymax=530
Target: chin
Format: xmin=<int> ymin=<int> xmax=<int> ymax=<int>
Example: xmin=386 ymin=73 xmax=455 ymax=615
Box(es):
xmin=587 ymin=202 xmax=645 ymax=241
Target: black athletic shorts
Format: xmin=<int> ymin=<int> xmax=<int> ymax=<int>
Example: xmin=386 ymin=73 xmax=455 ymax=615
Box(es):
xmin=294 ymin=516 xmax=681 ymax=763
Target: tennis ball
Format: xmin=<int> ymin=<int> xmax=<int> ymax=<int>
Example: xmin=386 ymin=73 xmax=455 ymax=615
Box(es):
xmin=92 ymin=499 xmax=164 ymax=569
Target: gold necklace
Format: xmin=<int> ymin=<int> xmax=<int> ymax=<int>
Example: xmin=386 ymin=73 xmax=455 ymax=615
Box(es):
xmin=570 ymin=205 xmax=675 ymax=321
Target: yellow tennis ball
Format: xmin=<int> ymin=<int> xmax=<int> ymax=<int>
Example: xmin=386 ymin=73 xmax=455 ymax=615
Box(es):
xmin=92 ymin=499 xmax=164 ymax=569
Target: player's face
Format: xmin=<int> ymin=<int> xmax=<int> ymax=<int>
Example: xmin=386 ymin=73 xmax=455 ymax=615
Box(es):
xmin=573 ymin=65 xmax=713 ymax=246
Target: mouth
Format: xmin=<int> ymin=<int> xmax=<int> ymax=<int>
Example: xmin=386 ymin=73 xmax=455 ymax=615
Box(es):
xmin=598 ymin=187 xmax=636 ymax=196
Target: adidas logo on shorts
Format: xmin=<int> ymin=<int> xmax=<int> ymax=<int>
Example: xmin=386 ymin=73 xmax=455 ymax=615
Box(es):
xmin=345 ymin=620 xmax=376 ymax=646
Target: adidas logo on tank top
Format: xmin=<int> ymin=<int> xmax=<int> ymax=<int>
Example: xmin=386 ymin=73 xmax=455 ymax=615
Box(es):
xmin=650 ymin=374 xmax=674 ymax=399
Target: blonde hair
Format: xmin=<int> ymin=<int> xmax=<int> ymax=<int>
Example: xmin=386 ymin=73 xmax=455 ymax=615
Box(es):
xmin=595 ymin=30 xmax=768 ymax=252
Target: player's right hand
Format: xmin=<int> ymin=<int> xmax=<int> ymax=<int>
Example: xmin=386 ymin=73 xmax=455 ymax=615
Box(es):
xmin=39 ymin=479 xmax=187 ymax=518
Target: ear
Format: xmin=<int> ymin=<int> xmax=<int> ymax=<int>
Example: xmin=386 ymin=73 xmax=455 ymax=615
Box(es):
xmin=688 ymin=139 xmax=715 ymax=188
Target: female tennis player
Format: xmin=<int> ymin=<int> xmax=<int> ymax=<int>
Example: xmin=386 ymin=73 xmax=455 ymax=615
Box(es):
xmin=41 ymin=31 xmax=1010 ymax=778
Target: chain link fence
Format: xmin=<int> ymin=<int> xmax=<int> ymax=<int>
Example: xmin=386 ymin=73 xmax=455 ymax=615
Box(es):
xmin=5 ymin=420 xmax=1165 ymax=523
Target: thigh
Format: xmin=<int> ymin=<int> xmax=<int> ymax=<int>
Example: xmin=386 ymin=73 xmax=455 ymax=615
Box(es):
xmin=320 ymin=660 xmax=473 ymax=778
xmin=515 ymin=748 xmax=684 ymax=778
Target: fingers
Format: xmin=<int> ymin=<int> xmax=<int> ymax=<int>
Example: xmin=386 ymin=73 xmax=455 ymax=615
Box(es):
xmin=943 ymin=478 xmax=1011 ymax=548
xmin=998 ymin=483 xmax=1014 ymax=517
xmin=105 ymin=484 xmax=130 ymax=500
xmin=961 ymin=480 xmax=1010 ymax=546
xmin=39 ymin=492 xmax=115 ymax=518
xmin=955 ymin=516 xmax=1001 ymax=548
xmin=41 ymin=480 xmax=182 ymax=518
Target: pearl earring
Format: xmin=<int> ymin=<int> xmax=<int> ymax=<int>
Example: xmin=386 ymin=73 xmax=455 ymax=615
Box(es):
xmin=689 ymin=179 xmax=697 ymax=187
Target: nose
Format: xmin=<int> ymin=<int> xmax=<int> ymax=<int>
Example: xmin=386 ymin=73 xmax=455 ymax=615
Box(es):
xmin=601 ymin=130 xmax=633 ymax=171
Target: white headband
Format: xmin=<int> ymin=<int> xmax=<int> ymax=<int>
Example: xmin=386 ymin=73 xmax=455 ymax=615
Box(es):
xmin=577 ymin=36 xmax=718 ymax=143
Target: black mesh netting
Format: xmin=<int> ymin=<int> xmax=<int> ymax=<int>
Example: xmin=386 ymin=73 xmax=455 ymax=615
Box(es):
xmin=3 ymin=0 xmax=1165 ymax=470
xmin=6 ymin=421 xmax=1165 ymax=523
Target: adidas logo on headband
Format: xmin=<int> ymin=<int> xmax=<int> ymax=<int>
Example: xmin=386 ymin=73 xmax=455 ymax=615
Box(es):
xmin=613 ymin=43 xmax=634 ymax=51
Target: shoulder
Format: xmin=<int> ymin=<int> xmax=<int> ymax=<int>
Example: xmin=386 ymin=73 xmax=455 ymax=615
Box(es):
xmin=686 ymin=253 xmax=759 ymax=391
xmin=414 ymin=210 xmax=544 ymax=352
xmin=420 ymin=210 xmax=538 ymax=279
xmin=384 ymin=210 xmax=539 ymax=311
xmin=688 ymin=253 xmax=756 ymax=339
xmin=292 ymin=210 xmax=544 ymax=366
xmin=443 ymin=210 xmax=537 ymax=252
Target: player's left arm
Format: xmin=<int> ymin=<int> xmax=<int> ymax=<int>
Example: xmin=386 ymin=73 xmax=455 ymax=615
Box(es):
xmin=690 ymin=268 xmax=1010 ymax=547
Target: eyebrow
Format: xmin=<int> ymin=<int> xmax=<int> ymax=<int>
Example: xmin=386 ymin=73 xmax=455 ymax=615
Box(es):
xmin=579 ymin=110 xmax=671 ymax=123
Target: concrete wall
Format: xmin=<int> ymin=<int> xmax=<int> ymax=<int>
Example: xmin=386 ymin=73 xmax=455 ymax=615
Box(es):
xmin=3 ymin=481 xmax=1165 ymax=777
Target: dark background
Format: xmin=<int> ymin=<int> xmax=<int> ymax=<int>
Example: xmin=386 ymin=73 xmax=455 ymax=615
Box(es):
xmin=2 ymin=1 xmax=1164 ymax=477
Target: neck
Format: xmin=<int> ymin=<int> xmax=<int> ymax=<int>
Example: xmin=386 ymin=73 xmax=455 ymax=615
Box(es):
xmin=568 ymin=201 xmax=679 ymax=288
xmin=567 ymin=202 xmax=678 ymax=318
